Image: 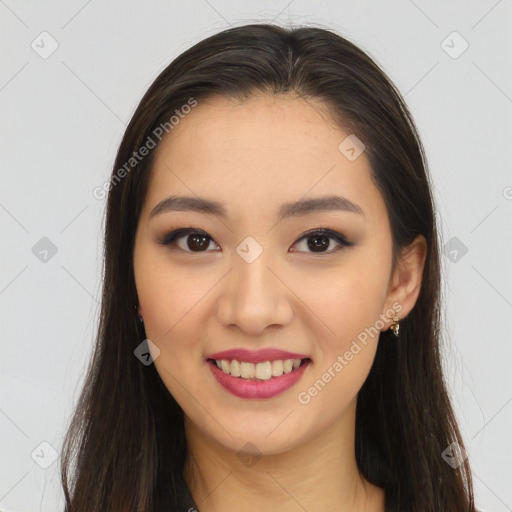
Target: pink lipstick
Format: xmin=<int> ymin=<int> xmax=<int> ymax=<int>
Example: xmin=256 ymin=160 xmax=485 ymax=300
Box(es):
xmin=205 ymin=348 xmax=312 ymax=399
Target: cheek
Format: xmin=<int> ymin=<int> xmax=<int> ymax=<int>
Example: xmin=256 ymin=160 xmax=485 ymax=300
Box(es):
xmin=296 ymin=274 xmax=383 ymax=416
xmin=290 ymin=259 xmax=389 ymax=405
xmin=135 ymin=262 xmax=208 ymax=404
xmin=293 ymin=261 xmax=389 ymax=342
xmin=134 ymin=261 xmax=218 ymax=410
xmin=134 ymin=244 xmax=213 ymax=340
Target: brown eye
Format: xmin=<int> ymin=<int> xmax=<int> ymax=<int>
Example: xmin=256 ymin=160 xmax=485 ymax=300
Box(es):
xmin=159 ymin=228 xmax=220 ymax=253
xmin=291 ymin=229 xmax=353 ymax=254
xmin=181 ymin=233 xmax=213 ymax=252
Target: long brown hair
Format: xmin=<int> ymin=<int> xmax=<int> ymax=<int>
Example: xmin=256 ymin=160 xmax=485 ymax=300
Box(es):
xmin=61 ymin=23 xmax=476 ymax=511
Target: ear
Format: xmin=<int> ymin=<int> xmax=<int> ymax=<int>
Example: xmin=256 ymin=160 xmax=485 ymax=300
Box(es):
xmin=382 ymin=234 xmax=427 ymax=330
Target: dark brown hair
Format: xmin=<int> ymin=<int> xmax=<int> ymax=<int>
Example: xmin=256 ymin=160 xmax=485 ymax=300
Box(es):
xmin=61 ymin=23 xmax=476 ymax=511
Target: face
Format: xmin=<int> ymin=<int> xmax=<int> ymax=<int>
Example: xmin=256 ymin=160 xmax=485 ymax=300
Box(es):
xmin=133 ymin=94 xmax=409 ymax=455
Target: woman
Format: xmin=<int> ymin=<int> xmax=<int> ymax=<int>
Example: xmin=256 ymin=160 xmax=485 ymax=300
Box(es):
xmin=61 ymin=23 xmax=477 ymax=511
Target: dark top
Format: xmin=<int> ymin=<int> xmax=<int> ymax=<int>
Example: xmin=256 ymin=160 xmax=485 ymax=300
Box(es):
xmin=154 ymin=485 xmax=484 ymax=512
xmin=181 ymin=485 xmax=200 ymax=512
xmin=153 ymin=483 xmax=200 ymax=512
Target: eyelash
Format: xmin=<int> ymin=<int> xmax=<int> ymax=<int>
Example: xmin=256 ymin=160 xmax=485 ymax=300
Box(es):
xmin=157 ymin=227 xmax=354 ymax=255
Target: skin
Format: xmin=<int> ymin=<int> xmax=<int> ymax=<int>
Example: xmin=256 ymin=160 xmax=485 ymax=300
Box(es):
xmin=133 ymin=93 xmax=427 ymax=512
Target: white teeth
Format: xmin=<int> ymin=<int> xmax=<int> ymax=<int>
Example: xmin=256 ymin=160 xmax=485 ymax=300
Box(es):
xmin=240 ymin=361 xmax=254 ymax=378
xmin=271 ymin=359 xmax=283 ymax=377
xmin=255 ymin=361 xmax=272 ymax=380
xmin=230 ymin=359 xmax=241 ymax=377
xmin=214 ymin=358 xmax=304 ymax=380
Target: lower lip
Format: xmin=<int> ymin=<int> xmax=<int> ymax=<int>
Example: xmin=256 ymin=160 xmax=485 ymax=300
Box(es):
xmin=207 ymin=359 xmax=311 ymax=399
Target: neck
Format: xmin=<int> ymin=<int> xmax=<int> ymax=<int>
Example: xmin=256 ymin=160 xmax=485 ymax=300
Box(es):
xmin=182 ymin=397 xmax=385 ymax=512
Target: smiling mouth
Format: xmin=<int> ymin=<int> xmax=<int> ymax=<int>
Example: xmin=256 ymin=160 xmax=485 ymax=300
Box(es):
xmin=207 ymin=357 xmax=311 ymax=382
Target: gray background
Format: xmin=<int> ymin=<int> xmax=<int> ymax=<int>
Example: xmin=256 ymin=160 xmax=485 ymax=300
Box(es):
xmin=1 ymin=1 xmax=511 ymax=510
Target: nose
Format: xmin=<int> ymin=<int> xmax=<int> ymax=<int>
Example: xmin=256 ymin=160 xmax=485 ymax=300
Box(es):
xmin=216 ymin=251 xmax=294 ymax=335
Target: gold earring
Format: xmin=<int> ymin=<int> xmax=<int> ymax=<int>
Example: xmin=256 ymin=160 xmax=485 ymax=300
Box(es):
xmin=390 ymin=315 xmax=400 ymax=337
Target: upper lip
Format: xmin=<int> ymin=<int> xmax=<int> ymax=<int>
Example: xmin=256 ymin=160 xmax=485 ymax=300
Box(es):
xmin=206 ymin=348 xmax=311 ymax=364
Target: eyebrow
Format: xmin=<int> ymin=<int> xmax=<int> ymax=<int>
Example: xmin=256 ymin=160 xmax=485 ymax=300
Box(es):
xmin=149 ymin=194 xmax=365 ymax=220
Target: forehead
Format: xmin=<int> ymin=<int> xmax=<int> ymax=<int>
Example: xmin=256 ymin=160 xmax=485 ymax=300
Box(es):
xmin=144 ymin=94 xmax=387 ymax=225
xmin=155 ymin=93 xmax=344 ymax=163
